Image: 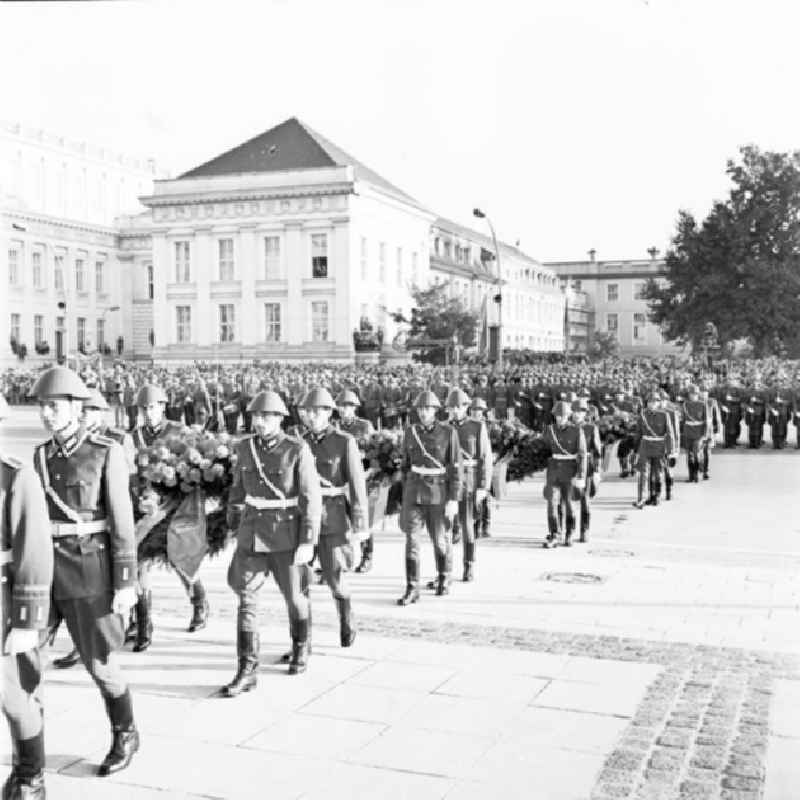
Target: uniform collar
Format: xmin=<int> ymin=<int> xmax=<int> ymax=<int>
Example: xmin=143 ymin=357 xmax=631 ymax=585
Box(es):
xmin=146 ymin=421 xmax=165 ymax=437
xmin=256 ymin=432 xmax=281 ymax=449
xmin=52 ymin=425 xmax=86 ymax=458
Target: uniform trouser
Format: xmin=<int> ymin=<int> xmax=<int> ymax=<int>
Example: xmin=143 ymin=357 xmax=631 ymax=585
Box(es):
xmin=381 ymin=413 xmax=400 ymax=429
xmin=638 ymin=456 xmax=663 ymax=500
xmin=545 ymin=477 xmax=575 ymax=536
xmin=453 ymin=490 xmax=477 ymax=564
xmin=243 ymin=410 xmax=253 ymax=433
xmin=2 ymin=647 xmax=44 ymax=740
xmin=701 ymin=438 xmax=712 ymax=472
xmin=317 ymin=533 xmax=352 ymax=600
xmin=227 ymin=547 xmax=309 ymax=633
xmin=113 ymin=402 xmax=127 ymax=429
xmin=48 ymin=593 xmax=128 ymax=699
xmin=137 ymin=559 xmax=195 ymax=596
xmin=126 ymin=405 xmax=138 ymax=431
xmin=771 ymin=425 xmax=787 ymax=449
xmin=222 ymin=412 xmax=238 ymax=435
xmin=724 ymin=425 xmax=739 ymax=447
xmin=401 ymin=500 xmax=452 ymax=585
xmin=685 ymin=437 xmax=703 ymax=474
xmin=184 ymin=404 xmax=195 ymax=426
xmin=474 ymin=493 xmax=492 ymax=537
xmin=578 ymin=489 xmax=590 ymax=534
xmin=748 ymin=424 xmax=763 ymax=447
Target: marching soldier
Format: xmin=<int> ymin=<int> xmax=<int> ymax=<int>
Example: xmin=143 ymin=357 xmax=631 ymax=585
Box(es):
xmin=1 ymin=394 xmax=53 ymax=800
xmin=397 ymin=392 xmax=461 ymax=605
xmin=700 ymin=384 xmax=721 ymax=477
xmin=222 ymin=391 xmax=321 ymax=694
xmin=720 ymin=387 xmax=743 ymax=448
xmin=767 ymin=390 xmax=791 ymax=450
xmin=30 ymin=366 xmax=140 ymax=776
xmin=445 ymin=388 xmax=491 ymax=581
xmin=659 ymin=389 xmax=681 ymax=500
xmin=745 ymin=393 xmax=766 ymax=448
xmin=681 ymin=385 xmax=710 ymax=483
xmin=632 ymin=392 xmax=676 ymax=509
xmin=469 ymin=397 xmax=494 ymax=539
xmin=131 ymin=385 xmax=209 ymax=652
xmin=572 ymin=398 xmax=601 ymax=542
xmin=542 ymin=400 xmax=587 ymax=547
xmin=300 ymin=389 xmax=368 ymax=648
xmin=335 ymin=390 xmax=376 ymax=573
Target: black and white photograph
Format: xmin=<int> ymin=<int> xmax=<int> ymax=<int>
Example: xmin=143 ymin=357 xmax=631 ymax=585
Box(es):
xmin=1 ymin=1 xmax=800 ymax=798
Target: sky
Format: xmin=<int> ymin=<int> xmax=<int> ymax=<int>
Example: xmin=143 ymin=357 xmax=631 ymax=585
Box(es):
xmin=3 ymin=0 xmax=800 ymax=262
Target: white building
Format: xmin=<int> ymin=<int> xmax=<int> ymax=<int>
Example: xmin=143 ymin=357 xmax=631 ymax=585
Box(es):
xmin=0 ymin=120 xmax=162 ymax=365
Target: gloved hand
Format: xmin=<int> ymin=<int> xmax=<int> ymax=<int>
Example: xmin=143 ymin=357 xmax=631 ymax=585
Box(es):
xmin=474 ymin=488 xmax=488 ymax=505
xmin=4 ymin=628 xmax=39 ymax=655
xmin=444 ymin=500 xmax=458 ymax=519
xmin=294 ymin=543 xmax=314 ymax=566
xmin=668 ymin=457 xmax=677 ymax=468
xmin=354 ymin=526 xmax=371 ymax=543
xmin=112 ymin=587 xmax=137 ymax=616
xmin=572 ymin=478 xmax=585 ymax=490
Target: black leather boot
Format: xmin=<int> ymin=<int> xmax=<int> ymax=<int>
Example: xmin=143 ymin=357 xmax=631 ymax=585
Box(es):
xmin=188 ymin=581 xmax=209 ymax=633
xmin=336 ymin=597 xmax=356 ymax=647
xmin=132 ymin=592 xmax=152 ymax=653
xmin=398 ymin=558 xmax=420 ymax=605
xmin=3 ymin=732 xmax=46 ymax=799
xmin=462 ymin=542 xmax=475 ymax=582
xmin=355 ymin=539 xmax=373 ymax=573
xmin=98 ymin=691 xmax=139 ymax=776
xmin=579 ymin=524 xmax=589 ymax=543
xmin=53 ymin=646 xmax=81 ymax=669
xmin=279 ymin=595 xmax=312 ymax=663
xmin=222 ymin=630 xmax=260 ymax=697
xmin=288 ymin=619 xmax=309 ymax=675
xmin=124 ymin=608 xmax=137 ymax=644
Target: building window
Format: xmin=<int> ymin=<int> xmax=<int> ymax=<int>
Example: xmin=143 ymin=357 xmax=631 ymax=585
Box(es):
xmin=572 ymin=279 xmax=582 ymax=291
xmin=8 ymin=245 xmax=20 ymax=285
xmin=219 ymin=304 xmax=235 ymax=342
xmin=633 ymin=312 xmax=647 ymax=342
xmin=75 ymin=258 xmax=85 ymax=293
xmin=396 ymin=247 xmax=403 ymax=287
xmin=95 ymin=260 xmax=104 ymax=294
xmin=96 ymin=318 xmax=105 ymax=350
xmin=311 ymin=300 xmax=329 ymax=342
xmin=444 ymin=241 xmax=452 ymax=260
xmin=264 ymin=303 xmax=281 ymax=342
xmin=34 ymin=315 xmax=44 ymax=346
xmin=264 ymin=236 xmax=281 ymax=279
xmin=54 ymin=253 xmax=65 ymax=292
xmin=77 ymin=317 xmax=86 ymax=350
xmin=634 ymin=281 xmax=646 ymax=300
xmin=379 ymin=243 xmax=386 ymax=282
xmin=411 ymin=251 xmax=418 ymax=285
xmin=607 ymin=283 xmax=619 ymax=302
xmin=10 ymin=314 xmax=20 ymax=342
xmin=218 ymin=238 xmax=234 ymax=281
xmin=311 ymin=234 xmax=328 ymax=278
xmin=360 ymin=237 xmax=368 ymax=281
xmin=176 ymin=306 xmax=191 ymax=343
xmin=146 ymin=264 xmax=154 ymax=299
xmin=606 ymin=313 xmax=619 ymax=339
xmin=32 ymin=250 xmax=43 ymax=288
xmin=434 ymin=237 xmax=441 ymax=255
xmin=175 ymin=241 xmax=191 ymax=283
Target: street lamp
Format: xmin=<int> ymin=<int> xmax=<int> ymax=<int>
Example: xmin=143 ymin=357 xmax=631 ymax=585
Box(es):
xmin=473 ymin=208 xmax=503 ymax=369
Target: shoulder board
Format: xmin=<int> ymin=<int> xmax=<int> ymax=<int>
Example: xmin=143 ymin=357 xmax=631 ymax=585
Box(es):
xmin=0 ymin=453 xmax=23 ymax=469
xmin=87 ymin=432 xmax=116 ymax=447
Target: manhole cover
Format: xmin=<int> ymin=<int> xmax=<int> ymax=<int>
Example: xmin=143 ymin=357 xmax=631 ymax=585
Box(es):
xmin=540 ymin=572 xmax=605 ymax=585
xmin=588 ymin=549 xmax=635 ymax=558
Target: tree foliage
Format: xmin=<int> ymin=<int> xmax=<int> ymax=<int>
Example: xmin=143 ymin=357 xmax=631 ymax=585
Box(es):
xmin=391 ymin=284 xmax=479 ymax=364
xmin=643 ymin=146 xmax=800 ymax=356
xmin=587 ymin=331 xmax=619 ymax=361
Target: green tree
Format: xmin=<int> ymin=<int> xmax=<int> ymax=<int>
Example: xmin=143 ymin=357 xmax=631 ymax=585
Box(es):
xmin=391 ymin=284 xmax=479 ymax=364
xmin=587 ymin=331 xmax=619 ymax=361
xmin=643 ymin=145 xmax=800 ymax=356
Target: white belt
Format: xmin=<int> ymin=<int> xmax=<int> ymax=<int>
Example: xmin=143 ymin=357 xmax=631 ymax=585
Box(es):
xmin=321 ymin=485 xmax=348 ymax=498
xmin=0 ymin=550 xmax=11 ymax=566
xmin=643 ymin=436 xmax=665 ymax=441
xmin=551 ymin=454 xmax=577 ymax=461
xmin=245 ymin=495 xmax=298 ymax=510
xmin=411 ymin=466 xmax=446 ymax=476
xmin=685 ymin=421 xmax=704 ymax=426
xmin=51 ymin=519 xmax=108 ymax=538
xmin=462 ymin=458 xmax=477 ymax=468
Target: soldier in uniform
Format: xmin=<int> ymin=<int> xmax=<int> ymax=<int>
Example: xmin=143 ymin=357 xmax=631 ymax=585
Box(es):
xmin=397 ymin=392 xmax=461 ymax=605
xmin=445 ymin=389 xmax=491 ymax=581
xmin=468 ymin=397 xmax=494 ymax=539
xmin=681 ymin=385 xmax=710 ymax=483
xmin=571 ymin=398 xmax=601 ymax=542
xmin=720 ymin=388 xmax=743 ymax=448
xmin=699 ymin=385 xmax=720 ymax=478
xmin=30 ymin=366 xmax=140 ymax=776
xmin=1 ymin=394 xmax=53 ymax=800
xmin=659 ymin=389 xmax=681 ymax=500
xmin=300 ymin=389 xmax=368 ymax=648
xmin=632 ymin=393 xmax=676 ymax=509
xmin=542 ymin=401 xmax=587 ymax=548
xmin=745 ymin=394 xmax=766 ymax=448
xmin=131 ymin=384 xmax=209 ymax=651
xmin=767 ymin=390 xmax=791 ymax=450
xmin=335 ymin=390 xmax=376 ymax=573
xmin=222 ymin=391 xmax=321 ymax=695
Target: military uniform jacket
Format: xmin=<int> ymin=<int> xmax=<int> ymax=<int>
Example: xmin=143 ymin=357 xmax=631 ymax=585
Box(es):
xmin=580 ymin=422 xmax=603 ymax=471
xmin=132 ymin=420 xmax=185 ymax=450
xmin=543 ymin=424 xmax=587 ymax=482
xmin=767 ymin=396 xmax=791 ymax=430
xmin=452 ymin=417 xmax=491 ymax=494
xmin=302 ymin=426 xmax=368 ymax=543
xmin=681 ymin=400 xmax=710 ymax=443
xmin=720 ymin=393 xmax=743 ymax=428
xmin=2 ymin=455 xmax=53 ymax=637
xmin=228 ymin=432 xmax=322 ymax=553
xmin=635 ymin=410 xmax=675 ymax=458
xmin=337 ymin=416 xmax=375 ymax=447
xmin=33 ymin=429 xmax=137 ymax=601
xmin=401 ymin=421 xmax=461 ymax=506
xmin=98 ymin=425 xmax=137 ymax=476
xmin=745 ymin=397 xmax=766 ymax=427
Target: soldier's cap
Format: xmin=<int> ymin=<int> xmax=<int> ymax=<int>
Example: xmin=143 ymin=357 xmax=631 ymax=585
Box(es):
xmin=469 ymin=396 xmax=487 ymax=411
xmin=83 ymin=388 xmax=110 ymax=411
xmin=30 ymin=366 xmax=91 ymax=401
xmin=445 ymin=388 xmax=471 ymax=408
xmin=137 ymin=384 xmax=167 ymax=407
xmin=302 ymin=387 xmax=336 ymax=409
xmin=572 ymin=398 xmax=589 ymax=412
xmin=553 ymin=400 xmax=572 ymax=418
xmin=335 ymin=389 xmax=360 ymax=407
xmin=247 ymin=391 xmax=289 ymax=416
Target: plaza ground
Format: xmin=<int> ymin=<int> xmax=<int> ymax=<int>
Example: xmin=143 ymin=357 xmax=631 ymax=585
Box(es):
xmin=1 ymin=410 xmax=799 ymax=799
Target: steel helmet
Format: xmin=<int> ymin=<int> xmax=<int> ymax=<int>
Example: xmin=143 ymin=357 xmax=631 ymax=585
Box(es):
xmin=84 ymin=388 xmax=110 ymax=411
xmin=445 ymin=388 xmax=471 ymax=408
xmin=572 ymin=398 xmax=588 ymax=413
xmin=0 ymin=394 xmax=8 ymax=419
xmin=469 ymin=396 xmax=488 ymax=411
xmin=302 ymin=387 xmax=335 ymax=409
xmin=413 ymin=390 xmax=441 ymax=409
xmin=247 ymin=391 xmax=289 ymax=416
xmin=552 ymin=400 xmax=572 ymax=419
xmin=30 ymin=367 xmax=91 ymax=400
xmin=335 ymin=389 xmax=361 ymax=407
xmin=136 ymin=384 xmax=167 ymax=407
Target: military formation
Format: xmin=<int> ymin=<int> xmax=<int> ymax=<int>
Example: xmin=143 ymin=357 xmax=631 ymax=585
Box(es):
xmin=2 ymin=357 xmax=798 ymax=798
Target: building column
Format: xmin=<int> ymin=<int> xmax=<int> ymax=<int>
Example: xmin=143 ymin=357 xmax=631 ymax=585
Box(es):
xmin=284 ymin=221 xmax=304 ymax=345
xmin=331 ymin=217 xmax=351 ymax=347
xmin=152 ymin=234 xmax=170 ymax=350
xmin=239 ymin=224 xmax=258 ymax=346
xmin=194 ymin=228 xmax=212 ymax=347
